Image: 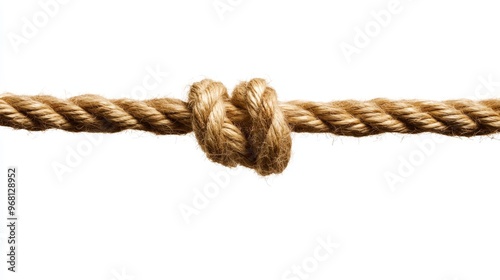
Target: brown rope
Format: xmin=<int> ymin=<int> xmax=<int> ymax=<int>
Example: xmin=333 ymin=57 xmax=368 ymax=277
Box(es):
xmin=2 ymin=78 xmax=500 ymax=175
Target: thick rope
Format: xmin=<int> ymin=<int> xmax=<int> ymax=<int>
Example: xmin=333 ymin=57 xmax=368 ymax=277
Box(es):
xmin=2 ymin=78 xmax=500 ymax=175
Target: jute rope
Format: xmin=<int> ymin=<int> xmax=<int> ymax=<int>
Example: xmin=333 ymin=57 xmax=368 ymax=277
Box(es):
xmin=2 ymin=78 xmax=500 ymax=175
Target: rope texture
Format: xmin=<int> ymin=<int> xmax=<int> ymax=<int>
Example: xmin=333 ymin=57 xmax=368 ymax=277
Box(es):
xmin=2 ymin=78 xmax=500 ymax=175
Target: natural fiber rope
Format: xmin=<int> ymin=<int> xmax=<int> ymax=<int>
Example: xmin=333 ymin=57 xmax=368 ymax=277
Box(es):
xmin=2 ymin=78 xmax=500 ymax=175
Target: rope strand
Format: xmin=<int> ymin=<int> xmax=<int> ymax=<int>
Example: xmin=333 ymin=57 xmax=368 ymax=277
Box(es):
xmin=2 ymin=78 xmax=500 ymax=175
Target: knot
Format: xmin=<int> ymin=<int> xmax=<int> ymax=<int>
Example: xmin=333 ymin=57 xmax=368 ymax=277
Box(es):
xmin=188 ymin=78 xmax=292 ymax=175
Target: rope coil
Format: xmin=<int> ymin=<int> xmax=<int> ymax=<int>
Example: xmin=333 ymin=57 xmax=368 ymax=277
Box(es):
xmin=2 ymin=78 xmax=500 ymax=175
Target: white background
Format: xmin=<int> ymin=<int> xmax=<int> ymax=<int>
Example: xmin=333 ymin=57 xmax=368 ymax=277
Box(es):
xmin=1 ymin=0 xmax=500 ymax=279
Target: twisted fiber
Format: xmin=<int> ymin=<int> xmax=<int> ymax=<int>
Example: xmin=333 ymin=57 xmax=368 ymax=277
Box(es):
xmin=2 ymin=78 xmax=500 ymax=175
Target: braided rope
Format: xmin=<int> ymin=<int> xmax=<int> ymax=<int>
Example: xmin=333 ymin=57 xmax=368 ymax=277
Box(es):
xmin=2 ymin=78 xmax=500 ymax=175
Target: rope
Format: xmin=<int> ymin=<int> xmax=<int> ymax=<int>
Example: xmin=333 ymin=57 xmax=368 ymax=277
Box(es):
xmin=2 ymin=78 xmax=500 ymax=175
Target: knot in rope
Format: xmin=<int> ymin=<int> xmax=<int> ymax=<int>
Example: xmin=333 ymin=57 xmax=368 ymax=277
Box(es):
xmin=188 ymin=78 xmax=291 ymax=176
